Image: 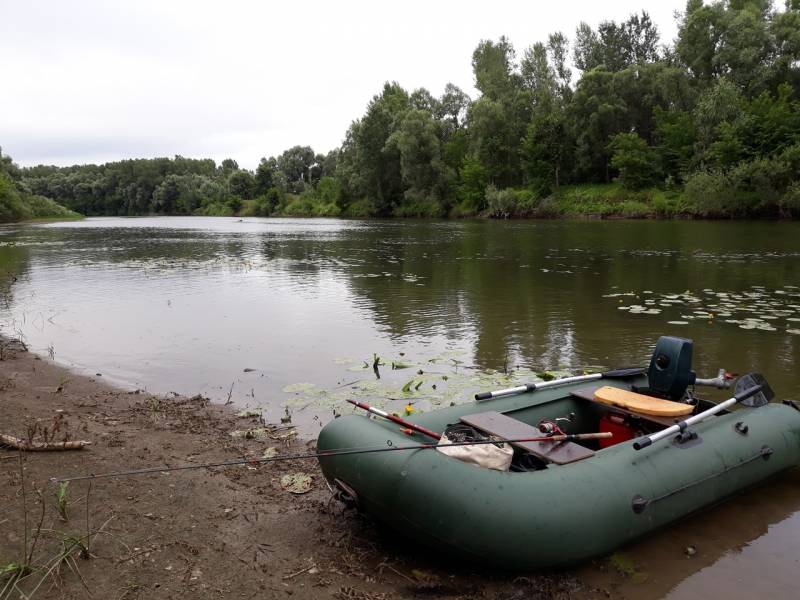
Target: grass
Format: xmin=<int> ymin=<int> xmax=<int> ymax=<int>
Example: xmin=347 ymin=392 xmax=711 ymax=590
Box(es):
xmin=55 ymin=482 xmax=69 ymax=521
xmin=1 ymin=456 xmax=111 ymax=600
xmin=544 ymin=183 xmax=685 ymax=218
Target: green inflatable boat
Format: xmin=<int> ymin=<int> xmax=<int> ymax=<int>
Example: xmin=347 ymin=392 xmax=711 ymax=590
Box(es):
xmin=317 ymin=337 xmax=800 ymax=569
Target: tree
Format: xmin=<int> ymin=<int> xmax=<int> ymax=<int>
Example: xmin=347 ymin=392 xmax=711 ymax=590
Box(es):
xmin=438 ymin=83 xmax=471 ymax=132
xmin=277 ymin=145 xmax=316 ymax=188
xmin=521 ymin=42 xmax=557 ymax=107
xmin=220 ymin=158 xmax=239 ymax=176
xmin=523 ymin=110 xmax=571 ymax=194
xmin=574 ymin=12 xmax=660 ymax=72
xmin=337 ymin=82 xmax=410 ymax=215
xmin=570 ymin=69 xmax=627 ymax=181
xmin=654 ymin=108 xmax=697 ymax=181
xmin=228 ymin=170 xmax=255 ymax=199
xmin=608 ymin=132 xmax=657 ymax=189
xmin=255 ymin=157 xmax=278 ymax=195
xmin=457 ymin=155 xmax=489 ymax=212
xmin=387 ymin=109 xmax=449 ymax=214
xmin=472 ymin=37 xmax=518 ymax=100
xmin=468 ymin=38 xmax=532 ymax=188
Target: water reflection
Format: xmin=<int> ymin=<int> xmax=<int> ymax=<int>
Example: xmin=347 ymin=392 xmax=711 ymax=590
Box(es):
xmin=2 ymin=218 xmax=799 ymax=410
xmin=578 ymin=469 xmax=800 ymax=599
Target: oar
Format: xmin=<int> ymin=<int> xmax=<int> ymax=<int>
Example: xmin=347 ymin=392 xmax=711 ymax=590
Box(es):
xmin=51 ymin=432 xmax=613 ymax=483
xmin=633 ymin=373 xmax=774 ymax=451
xmin=474 ymin=367 xmax=645 ymax=401
xmin=346 ymin=399 xmax=442 ymax=440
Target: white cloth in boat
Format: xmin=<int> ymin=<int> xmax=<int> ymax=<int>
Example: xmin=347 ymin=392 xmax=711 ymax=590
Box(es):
xmin=436 ymin=433 xmax=513 ymax=471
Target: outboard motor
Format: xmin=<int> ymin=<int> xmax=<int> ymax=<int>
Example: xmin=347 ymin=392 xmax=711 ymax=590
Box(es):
xmin=647 ymin=336 xmax=696 ymax=400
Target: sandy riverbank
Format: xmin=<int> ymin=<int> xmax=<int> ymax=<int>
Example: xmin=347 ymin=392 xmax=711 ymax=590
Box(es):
xmin=0 ymin=340 xmax=602 ymax=600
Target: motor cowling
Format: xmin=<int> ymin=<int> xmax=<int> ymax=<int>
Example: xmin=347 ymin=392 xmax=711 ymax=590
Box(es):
xmin=647 ymin=336 xmax=696 ymax=400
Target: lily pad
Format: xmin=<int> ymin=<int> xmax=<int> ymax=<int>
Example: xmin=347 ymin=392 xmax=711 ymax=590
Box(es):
xmin=282 ymin=382 xmax=317 ymax=393
xmin=281 ymin=472 xmax=313 ymax=494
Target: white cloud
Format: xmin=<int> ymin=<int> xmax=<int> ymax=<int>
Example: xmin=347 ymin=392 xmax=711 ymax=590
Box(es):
xmin=1 ymin=0 xmax=684 ymax=169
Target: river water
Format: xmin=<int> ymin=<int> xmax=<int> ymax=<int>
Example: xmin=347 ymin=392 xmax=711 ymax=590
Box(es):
xmin=1 ymin=216 xmax=799 ymax=597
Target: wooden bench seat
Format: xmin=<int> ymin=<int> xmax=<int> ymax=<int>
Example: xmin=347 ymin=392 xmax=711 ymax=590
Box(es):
xmin=460 ymin=411 xmax=594 ymax=465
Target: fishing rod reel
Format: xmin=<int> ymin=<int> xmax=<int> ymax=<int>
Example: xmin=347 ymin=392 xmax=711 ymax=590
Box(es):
xmin=537 ymin=412 xmax=575 ymax=436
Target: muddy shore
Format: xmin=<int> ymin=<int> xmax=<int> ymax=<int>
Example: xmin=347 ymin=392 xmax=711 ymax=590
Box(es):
xmin=2 ymin=340 xmax=609 ymax=600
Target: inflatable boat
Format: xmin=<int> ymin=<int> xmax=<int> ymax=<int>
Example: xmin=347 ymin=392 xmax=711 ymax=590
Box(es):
xmin=317 ymin=337 xmax=800 ymax=569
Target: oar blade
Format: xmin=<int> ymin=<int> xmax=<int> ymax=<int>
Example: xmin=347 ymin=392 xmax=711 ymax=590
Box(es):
xmin=601 ymin=367 xmax=646 ymax=379
xmin=735 ymin=373 xmax=774 ymax=407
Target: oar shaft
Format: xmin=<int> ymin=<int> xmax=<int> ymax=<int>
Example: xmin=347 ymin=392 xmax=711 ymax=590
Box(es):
xmin=633 ymin=384 xmax=763 ymax=450
xmin=475 ymin=374 xmax=602 ymax=401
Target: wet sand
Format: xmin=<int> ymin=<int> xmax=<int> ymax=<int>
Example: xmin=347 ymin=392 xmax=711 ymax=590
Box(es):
xmin=0 ymin=341 xmax=583 ymax=599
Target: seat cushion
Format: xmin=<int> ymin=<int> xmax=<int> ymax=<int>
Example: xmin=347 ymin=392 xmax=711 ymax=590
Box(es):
xmin=592 ymin=386 xmax=694 ymax=417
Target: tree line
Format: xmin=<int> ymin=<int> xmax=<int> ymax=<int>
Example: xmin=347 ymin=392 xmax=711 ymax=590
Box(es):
xmin=7 ymin=0 xmax=800 ymax=221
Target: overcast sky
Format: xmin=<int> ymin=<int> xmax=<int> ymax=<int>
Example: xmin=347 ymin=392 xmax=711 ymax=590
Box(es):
xmin=1 ymin=0 xmax=686 ymax=170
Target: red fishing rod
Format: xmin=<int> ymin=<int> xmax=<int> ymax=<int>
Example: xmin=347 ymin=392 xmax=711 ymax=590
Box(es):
xmin=346 ymin=399 xmax=442 ymax=439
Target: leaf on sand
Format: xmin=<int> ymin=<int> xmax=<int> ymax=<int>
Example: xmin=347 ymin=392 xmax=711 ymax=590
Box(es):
xmin=262 ymin=447 xmax=279 ymax=458
xmin=411 ymin=569 xmax=441 ymax=586
xmin=236 ymin=409 xmax=262 ymax=418
xmin=230 ymin=428 xmax=269 ymax=440
xmin=281 ymin=473 xmax=313 ymax=494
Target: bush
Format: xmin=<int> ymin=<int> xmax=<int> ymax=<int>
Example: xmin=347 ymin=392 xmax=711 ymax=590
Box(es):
xmin=619 ymin=200 xmax=651 ymax=218
xmin=683 ymin=171 xmax=733 ymax=217
xmin=279 ymin=194 xmax=342 ymax=217
xmin=0 ymin=174 xmax=79 ymax=222
xmin=484 ymin=186 xmax=539 ymax=218
xmin=340 ymin=198 xmax=373 ymax=218
xmin=779 ymin=182 xmax=800 ymax=217
xmin=449 ymin=201 xmax=480 ymax=218
xmin=684 ymin=155 xmax=795 ymax=217
xmin=194 ymin=202 xmax=234 ymax=216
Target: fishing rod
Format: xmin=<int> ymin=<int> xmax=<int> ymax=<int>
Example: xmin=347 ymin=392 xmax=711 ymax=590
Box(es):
xmin=50 ymin=432 xmax=612 ymax=484
xmin=346 ymin=399 xmax=442 ymax=439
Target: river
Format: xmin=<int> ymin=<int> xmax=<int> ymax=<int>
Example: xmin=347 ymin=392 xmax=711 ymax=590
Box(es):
xmin=1 ymin=216 xmax=799 ymax=597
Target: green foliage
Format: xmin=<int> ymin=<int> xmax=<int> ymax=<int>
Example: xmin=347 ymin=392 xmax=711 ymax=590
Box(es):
xmin=316 ymin=177 xmax=342 ymax=206
xmin=0 ymin=172 xmax=79 ymax=223
xmin=608 ymin=133 xmax=657 ymax=189
xmin=241 ymin=188 xmax=283 ymax=217
xmin=455 ymin=156 xmax=489 ymax=213
xmin=55 ymin=482 xmax=69 ymax=521
xmin=11 ymin=0 xmax=800 ymax=222
xmin=484 ymin=186 xmax=539 ymax=218
xmin=279 ymin=194 xmax=341 ymax=217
